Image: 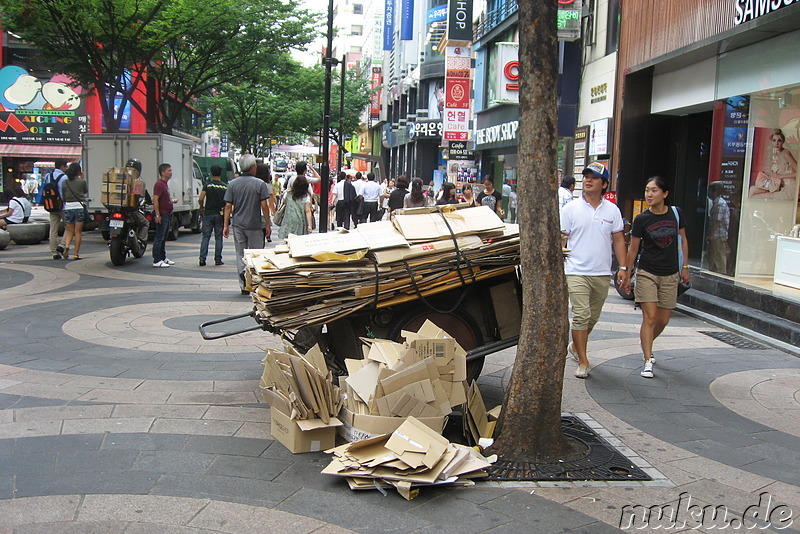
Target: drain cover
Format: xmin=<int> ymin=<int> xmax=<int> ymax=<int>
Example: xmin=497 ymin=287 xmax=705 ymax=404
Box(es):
xmin=485 ymin=416 xmax=651 ymax=481
xmin=700 ymin=331 xmax=768 ymax=350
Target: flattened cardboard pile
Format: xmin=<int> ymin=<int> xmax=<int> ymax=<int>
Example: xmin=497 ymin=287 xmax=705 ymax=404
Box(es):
xmin=260 ymin=343 xmax=344 ymax=453
xmin=323 ymin=416 xmax=497 ymax=500
xmin=339 ymin=320 xmax=468 ymax=441
xmin=243 ymin=205 xmax=520 ymax=330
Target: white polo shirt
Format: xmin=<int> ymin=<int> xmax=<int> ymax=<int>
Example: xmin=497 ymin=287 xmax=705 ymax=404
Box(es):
xmin=362 ymin=180 xmax=382 ymax=202
xmin=353 ymin=179 xmax=367 ymax=196
xmin=560 ymin=195 xmax=624 ymax=276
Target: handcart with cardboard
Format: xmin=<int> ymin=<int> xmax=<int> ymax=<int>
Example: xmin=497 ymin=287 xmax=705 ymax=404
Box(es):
xmin=200 ymin=206 xmax=523 ymax=382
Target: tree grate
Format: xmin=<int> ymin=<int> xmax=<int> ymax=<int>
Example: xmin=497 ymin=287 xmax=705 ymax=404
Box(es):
xmin=485 ymin=416 xmax=651 ymax=481
xmin=700 ymin=331 xmax=768 ymax=350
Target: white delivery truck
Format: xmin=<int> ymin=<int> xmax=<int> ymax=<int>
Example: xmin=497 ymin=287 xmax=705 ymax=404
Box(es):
xmin=83 ymin=133 xmax=204 ymax=240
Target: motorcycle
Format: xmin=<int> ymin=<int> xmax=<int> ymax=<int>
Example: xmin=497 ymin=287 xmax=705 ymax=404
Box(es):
xmin=107 ymin=206 xmax=149 ymax=266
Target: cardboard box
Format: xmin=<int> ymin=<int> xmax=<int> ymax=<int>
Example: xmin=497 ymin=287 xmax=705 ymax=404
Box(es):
xmin=270 ymin=407 xmax=341 ymax=453
xmin=101 ymin=182 xmax=127 ymax=193
xmin=337 ymin=406 xmax=446 ymax=442
xmin=101 ymin=192 xmax=125 ymax=205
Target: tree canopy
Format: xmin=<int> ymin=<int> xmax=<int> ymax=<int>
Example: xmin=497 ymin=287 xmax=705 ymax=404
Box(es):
xmin=1 ymin=0 xmax=318 ymax=133
xmin=207 ymin=58 xmax=372 ymax=155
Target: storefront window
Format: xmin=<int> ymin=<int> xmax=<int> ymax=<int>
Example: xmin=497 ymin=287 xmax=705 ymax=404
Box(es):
xmin=704 ymin=84 xmax=800 ymax=280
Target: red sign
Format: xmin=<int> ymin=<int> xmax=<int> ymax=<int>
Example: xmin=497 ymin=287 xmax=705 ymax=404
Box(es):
xmin=445 ymin=78 xmax=470 ymax=109
xmin=370 ymin=68 xmax=382 ymax=120
xmin=603 ymin=192 xmax=617 ymax=204
xmin=504 ymin=61 xmax=519 ymax=91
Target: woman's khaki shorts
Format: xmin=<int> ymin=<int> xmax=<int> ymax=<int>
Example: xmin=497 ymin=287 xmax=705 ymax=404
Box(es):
xmin=635 ymin=270 xmax=678 ymax=309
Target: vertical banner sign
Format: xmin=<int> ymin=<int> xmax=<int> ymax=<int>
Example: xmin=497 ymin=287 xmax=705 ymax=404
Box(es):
xmin=384 ymin=0 xmax=395 ymax=50
xmin=370 ymin=68 xmax=382 ymax=120
xmin=447 ymin=0 xmax=473 ymax=41
xmin=400 ymin=0 xmax=415 ymax=40
xmin=443 ymin=46 xmax=472 ymax=141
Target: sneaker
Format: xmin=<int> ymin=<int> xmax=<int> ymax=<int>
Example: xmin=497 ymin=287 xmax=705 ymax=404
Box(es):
xmin=567 ymin=342 xmax=579 ymax=362
xmin=56 ymin=245 xmax=68 ymax=259
xmin=153 ymin=260 xmax=170 ymax=268
xmin=53 ymin=254 xmax=61 ymax=260
xmin=574 ymin=365 xmax=589 ymax=379
xmin=163 ymin=258 xmax=176 ymax=265
xmin=641 ymin=359 xmax=654 ymax=378
xmin=199 ymin=260 xmax=206 ymax=266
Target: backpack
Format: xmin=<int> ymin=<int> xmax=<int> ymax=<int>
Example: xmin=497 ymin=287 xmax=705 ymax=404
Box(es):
xmin=42 ymin=172 xmax=63 ymax=212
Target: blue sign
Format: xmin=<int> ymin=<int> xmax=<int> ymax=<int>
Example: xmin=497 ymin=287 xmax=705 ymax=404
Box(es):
xmin=400 ymin=0 xmax=414 ymax=41
xmin=427 ymin=4 xmax=447 ymax=25
xmin=383 ymin=0 xmax=395 ymax=50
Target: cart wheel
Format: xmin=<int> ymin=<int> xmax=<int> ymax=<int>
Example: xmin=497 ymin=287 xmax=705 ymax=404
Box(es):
xmin=389 ymin=311 xmax=485 ymax=383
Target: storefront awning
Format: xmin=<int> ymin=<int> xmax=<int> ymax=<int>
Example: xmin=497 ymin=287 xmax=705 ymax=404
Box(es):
xmin=0 ymin=143 xmax=82 ymax=158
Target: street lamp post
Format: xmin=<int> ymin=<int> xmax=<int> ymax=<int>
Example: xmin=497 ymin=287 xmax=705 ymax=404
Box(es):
xmin=337 ymin=55 xmax=345 ymax=174
xmin=319 ymin=0 xmax=335 ymax=233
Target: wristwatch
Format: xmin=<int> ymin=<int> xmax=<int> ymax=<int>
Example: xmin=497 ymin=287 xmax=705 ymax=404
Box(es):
xmin=618 ymin=266 xmax=628 ymax=271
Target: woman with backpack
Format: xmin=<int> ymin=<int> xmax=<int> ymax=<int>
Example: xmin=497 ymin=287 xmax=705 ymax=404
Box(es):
xmin=58 ymin=163 xmax=88 ymax=259
xmin=622 ymin=176 xmax=690 ymax=379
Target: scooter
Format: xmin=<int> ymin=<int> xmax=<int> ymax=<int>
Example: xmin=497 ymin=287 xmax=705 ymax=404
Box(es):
xmin=107 ymin=206 xmax=148 ymax=266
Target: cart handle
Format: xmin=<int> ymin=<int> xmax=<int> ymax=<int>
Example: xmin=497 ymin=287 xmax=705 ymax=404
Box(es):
xmin=198 ymin=310 xmax=273 ymax=340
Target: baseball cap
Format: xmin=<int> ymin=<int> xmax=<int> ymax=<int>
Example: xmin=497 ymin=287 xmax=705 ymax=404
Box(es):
xmin=582 ymin=162 xmax=609 ymax=181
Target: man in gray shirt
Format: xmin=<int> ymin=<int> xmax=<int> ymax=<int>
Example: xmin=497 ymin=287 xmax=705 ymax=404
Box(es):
xmin=223 ymin=154 xmax=270 ymax=294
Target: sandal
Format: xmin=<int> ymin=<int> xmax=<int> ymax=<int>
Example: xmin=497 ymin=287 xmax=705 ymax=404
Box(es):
xmin=73 ymin=255 xmax=82 ymax=260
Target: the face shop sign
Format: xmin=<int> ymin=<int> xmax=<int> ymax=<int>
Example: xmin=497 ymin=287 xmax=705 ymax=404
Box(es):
xmin=476 ymin=120 xmax=519 ymax=147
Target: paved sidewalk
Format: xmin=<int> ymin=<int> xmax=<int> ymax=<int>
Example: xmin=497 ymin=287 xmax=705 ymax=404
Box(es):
xmin=0 ymin=229 xmax=799 ymax=533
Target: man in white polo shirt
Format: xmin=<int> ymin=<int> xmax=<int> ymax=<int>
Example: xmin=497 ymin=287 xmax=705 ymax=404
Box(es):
xmin=560 ymin=162 xmax=629 ymax=378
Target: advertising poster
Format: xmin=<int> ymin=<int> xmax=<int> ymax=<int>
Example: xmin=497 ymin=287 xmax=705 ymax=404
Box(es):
xmin=428 ymin=79 xmax=444 ymax=119
xmin=370 ymin=68 xmax=382 ymax=120
xmin=0 ymin=66 xmax=88 ymax=143
xmin=748 ymin=126 xmax=798 ymax=200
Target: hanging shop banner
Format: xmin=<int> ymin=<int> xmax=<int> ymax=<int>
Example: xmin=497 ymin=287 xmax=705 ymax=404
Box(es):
xmin=447 ymin=0 xmax=473 ymax=41
xmin=0 ymin=66 xmax=88 ymax=143
xmin=384 ymin=0 xmax=396 ymax=50
xmin=400 ymin=0 xmax=415 ymax=40
xmin=491 ymin=42 xmax=519 ymax=105
xmin=443 ymin=46 xmax=472 ymax=141
xmin=370 ymin=68 xmax=382 ymax=120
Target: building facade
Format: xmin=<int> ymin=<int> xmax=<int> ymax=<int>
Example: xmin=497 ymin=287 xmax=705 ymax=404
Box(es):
xmin=613 ymin=0 xmax=800 ymax=299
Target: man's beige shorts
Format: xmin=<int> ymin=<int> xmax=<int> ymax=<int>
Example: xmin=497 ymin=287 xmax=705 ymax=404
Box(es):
xmin=567 ymin=275 xmax=610 ymax=331
xmin=635 ymin=270 xmax=678 ymax=309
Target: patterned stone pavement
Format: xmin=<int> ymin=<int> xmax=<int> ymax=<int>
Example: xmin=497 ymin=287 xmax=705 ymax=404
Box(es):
xmin=1 ymin=227 xmax=799 ymax=533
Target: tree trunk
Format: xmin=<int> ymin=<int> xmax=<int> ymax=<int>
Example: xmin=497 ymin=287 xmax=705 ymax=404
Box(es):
xmin=492 ymin=0 xmax=572 ymax=462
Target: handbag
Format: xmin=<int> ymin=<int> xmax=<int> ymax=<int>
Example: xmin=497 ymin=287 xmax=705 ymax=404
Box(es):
xmin=671 ymin=206 xmax=691 ymax=296
xmin=273 ymin=199 xmax=286 ymax=226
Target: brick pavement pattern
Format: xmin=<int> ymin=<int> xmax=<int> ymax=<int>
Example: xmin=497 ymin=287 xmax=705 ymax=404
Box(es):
xmin=1 ymin=226 xmax=799 ymax=533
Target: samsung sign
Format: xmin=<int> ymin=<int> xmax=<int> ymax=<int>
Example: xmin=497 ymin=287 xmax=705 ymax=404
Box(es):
xmin=735 ymin=0 xmax=798 ymax=24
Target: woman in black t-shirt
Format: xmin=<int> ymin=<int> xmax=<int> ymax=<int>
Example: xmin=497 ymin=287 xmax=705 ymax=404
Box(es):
xmin=622 ymin=176 xmax=689 ymax=379
xmin=387 ymin=175 xmax=409 ymax=214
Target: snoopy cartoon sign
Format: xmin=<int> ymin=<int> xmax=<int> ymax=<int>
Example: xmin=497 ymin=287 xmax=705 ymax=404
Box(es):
xmin=0 ymin=65 xmax=88 ymax=144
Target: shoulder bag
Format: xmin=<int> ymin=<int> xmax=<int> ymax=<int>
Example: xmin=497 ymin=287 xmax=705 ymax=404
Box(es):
xmin=671 ymin=206 xmax=691 ymax=296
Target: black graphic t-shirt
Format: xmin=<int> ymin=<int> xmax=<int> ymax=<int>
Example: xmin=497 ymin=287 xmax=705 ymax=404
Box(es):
xmin=476 ymin=189 xmax=502 ymax=214
xmin=631 ymin=207 xmax=685 ymax=276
